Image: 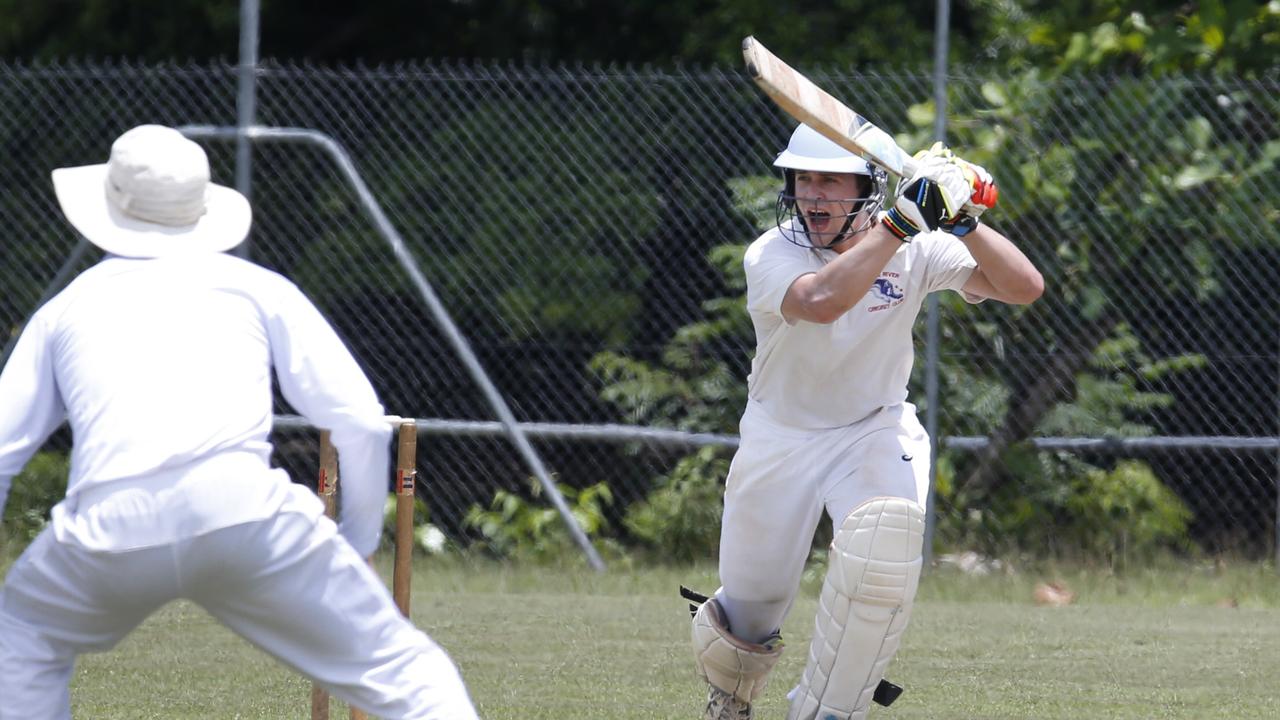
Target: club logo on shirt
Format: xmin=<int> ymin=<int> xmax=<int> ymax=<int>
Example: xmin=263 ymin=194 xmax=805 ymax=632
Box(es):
xmin=868 ymin=272 xmax=906 ymax=312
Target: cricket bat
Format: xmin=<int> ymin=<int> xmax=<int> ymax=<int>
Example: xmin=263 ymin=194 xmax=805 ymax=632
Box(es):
xmin=742 ymin=36 xmax=998 ymax=209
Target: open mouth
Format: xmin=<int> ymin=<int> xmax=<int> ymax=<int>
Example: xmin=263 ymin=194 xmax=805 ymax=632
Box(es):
xmin=805 ymin=209 xmax=832 ymax=233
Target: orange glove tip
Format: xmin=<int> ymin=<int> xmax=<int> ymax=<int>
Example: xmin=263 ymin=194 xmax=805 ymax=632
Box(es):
xmin=974 ymin=181 xmax=999 ymax=209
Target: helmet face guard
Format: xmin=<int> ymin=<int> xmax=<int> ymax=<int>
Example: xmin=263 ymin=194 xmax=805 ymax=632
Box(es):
xmin=772 ymin=124 xmax=887 ymax=249
xmin=775 ymin=168 xmax=887 ymax=249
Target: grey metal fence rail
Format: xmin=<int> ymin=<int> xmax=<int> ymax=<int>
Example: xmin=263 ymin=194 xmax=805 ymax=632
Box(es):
xmin=1 ymin=60 xmax=1276 ymax=563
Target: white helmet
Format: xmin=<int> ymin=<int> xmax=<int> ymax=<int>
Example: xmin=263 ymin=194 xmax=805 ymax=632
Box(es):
xmin=773 ymin=124 xmax=887 ymax=249
xmin=774 ymin=123 xmax=876 ymax=175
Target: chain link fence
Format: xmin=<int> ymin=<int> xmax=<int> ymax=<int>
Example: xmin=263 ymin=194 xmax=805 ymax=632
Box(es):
xmin=1 ymin=60 xmax=1277 ymax=563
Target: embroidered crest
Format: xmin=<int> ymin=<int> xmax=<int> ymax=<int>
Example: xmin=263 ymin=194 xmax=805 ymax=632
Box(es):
xmin=867 ymin=272 xmax=906 ymax=312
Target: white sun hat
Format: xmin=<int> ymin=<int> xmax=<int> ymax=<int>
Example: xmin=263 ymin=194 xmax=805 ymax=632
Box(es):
xmin=51 ymin=124 xmax=251 ymax=258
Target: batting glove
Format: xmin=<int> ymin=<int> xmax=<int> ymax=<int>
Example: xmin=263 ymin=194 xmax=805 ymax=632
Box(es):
xmin=958 ymin=158 xmax=998 ymax=215
xmin=880 ymin=144 xmax=972 ymax=241
xmin=940 ymin=156 xmax=998 ymax=237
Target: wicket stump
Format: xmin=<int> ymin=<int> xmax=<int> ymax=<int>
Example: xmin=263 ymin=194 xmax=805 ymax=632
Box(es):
xmin=310 ymin=418 xmax=418 ymax=720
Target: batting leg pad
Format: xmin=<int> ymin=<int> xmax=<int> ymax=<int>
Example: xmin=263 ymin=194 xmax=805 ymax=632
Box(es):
xmin=786 ymin=497 xmax=925 ymax=720
xmin=692 ymin=597 xmax=784 ymax=704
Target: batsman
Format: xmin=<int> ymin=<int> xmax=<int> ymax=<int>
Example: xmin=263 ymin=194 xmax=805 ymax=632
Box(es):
xmin=690 ymin=124 xmax=1043 ymax=720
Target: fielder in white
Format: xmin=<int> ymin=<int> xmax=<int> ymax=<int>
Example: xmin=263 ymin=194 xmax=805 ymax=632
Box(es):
xmin=0 ymin=125 xmax=480 ymax=720
xmin=691 ymin=125 xmax=1044 ymax=720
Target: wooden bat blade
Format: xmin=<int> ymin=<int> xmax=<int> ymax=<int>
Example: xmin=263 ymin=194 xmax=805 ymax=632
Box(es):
xmin=742 ymin=36 xmax=917 ymax=179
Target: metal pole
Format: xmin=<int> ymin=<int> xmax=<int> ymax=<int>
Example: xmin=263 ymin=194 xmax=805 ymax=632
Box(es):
xmin=179 ymin=125 xmax=607 ymax=572
xmin=233 ymin=0 xmax=260 ymax=259
xmin=923 ymin=0 xmax=952 ymax=567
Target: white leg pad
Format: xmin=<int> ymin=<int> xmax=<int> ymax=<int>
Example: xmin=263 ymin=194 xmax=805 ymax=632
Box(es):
xmin=786 ymin=497 xmax=925 ymax=720
xmin=692 ymin=597 xmax=784 ymax=703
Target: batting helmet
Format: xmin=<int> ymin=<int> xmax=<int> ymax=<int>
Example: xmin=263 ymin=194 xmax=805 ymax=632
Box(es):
xmin=774 ymin=124 xmax=887 ymax=249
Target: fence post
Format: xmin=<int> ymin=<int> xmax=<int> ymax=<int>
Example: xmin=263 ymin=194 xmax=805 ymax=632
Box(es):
xmin=234 ymin=0 xmax=259 ymax=259
xmin=923 ymin=0 xmax=953 ymax=567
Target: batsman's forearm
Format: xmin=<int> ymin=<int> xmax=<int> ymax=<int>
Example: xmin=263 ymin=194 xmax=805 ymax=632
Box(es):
xmin=789 ymin=224 xmax=903 ymax=323
xmin=964 ymin=224 xmax=1044 ymax=304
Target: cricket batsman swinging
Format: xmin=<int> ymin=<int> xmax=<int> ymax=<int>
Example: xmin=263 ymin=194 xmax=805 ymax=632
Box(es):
xmin=685 ymin=39 xmax=1044 ymax=720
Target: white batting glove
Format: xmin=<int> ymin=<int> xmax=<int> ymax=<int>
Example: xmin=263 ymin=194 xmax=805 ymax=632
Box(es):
xmin=880 ymin=144 xmax=972 ymax=241
xmin=937 ymin=156 xmax=999 ymax=237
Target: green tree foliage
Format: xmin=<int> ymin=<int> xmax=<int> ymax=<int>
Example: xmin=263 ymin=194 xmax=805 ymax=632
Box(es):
xmin=588 ymin=181 xmax=754 ymax=558
xmin=0 ymin=0 xmax=973 ymax=66
xmin=974 ymin=0 xmax=1280 ymax=75
xmin=892 ymin=8 xmax=1280 ymax=506
xmin=587 ymin=240 xmax=749 ymax=559
xmin=4 ymin=2 xmax=1275 ymax=562
xmin=0 ymin=0 xmax=240 ymax=60
xmin=893 ymin=3 xmax=1280 ymax=552
xmin=4 ymin=1 xmax=1277 ymax=72
xmin=289 ymin=98 xmax=661 ymax=347
xmin=463 ymin=478 xmax=623 ymax=564
xmin=933 ymin=324 xmax=1200 ymax=563
xmin=590 ymin=241 xmax=750 ymax=431
xmin=1 ymin=452 xmax=69 ymax=545
xmin=381 ymin=495 xmax=450 ymax=556
xmin=622 ymin=447 xmax=730 ymax=562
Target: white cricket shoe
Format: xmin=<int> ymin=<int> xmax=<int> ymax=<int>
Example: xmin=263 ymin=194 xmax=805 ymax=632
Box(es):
xmin=704 ymin=686 xmax=753 ymax=720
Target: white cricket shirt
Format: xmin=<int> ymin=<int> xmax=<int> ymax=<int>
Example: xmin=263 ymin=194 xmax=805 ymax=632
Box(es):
xmin=743 ymin=223 xmax=979 ymax=429
xmin=0 ymin=253 xmax=391 ymax=556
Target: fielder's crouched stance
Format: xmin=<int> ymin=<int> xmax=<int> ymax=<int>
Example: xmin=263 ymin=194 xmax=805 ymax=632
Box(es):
xmin=690 ymin=124 xmax=1043 ymax=720
xmin=0 ymin=126 xmax=479 ymax=720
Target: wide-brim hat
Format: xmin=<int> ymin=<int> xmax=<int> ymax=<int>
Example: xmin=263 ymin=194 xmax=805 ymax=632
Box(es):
xmin=52 ymin=124 xmax=251 ymax=258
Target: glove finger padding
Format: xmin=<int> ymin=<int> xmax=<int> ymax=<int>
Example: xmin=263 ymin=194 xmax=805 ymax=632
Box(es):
xmin=958 ymin=159 xmax=998 ymax=215
xmin=881 ymin=156 xmax=972 ymax=241
xmin=917 ymin=142 xmax=998 ymax=216
xmin=915 ymin=140 xmax=953 ymax=162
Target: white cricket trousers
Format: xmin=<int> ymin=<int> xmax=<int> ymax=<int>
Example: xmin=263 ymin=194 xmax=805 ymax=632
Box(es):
xmin=0 ymin=464 xmax=479 ymax=720
xmin=716 ymin=401 xmax=932 ymax=643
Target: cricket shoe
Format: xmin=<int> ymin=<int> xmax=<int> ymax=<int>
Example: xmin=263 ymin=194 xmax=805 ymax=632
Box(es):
xmin=703 ymin=686 xmax=753 ymax=720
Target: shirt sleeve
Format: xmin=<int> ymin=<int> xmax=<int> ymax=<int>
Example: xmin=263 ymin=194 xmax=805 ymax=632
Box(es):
xmin=919 ymin=231 xmax=982 ymax=302
xmin=264 ymin=280 xmax=391 ymax=558
xmin=0 ymin=310 xmax=68 ymax=519
xmin=745 ymin=237 xmax=814 ymax=319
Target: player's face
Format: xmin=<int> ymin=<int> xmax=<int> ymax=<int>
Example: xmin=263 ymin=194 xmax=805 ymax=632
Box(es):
xmin=793 ymin=171 xmax=869 ymax=246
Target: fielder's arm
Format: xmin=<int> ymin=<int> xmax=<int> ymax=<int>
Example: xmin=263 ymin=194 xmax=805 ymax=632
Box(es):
xmin=0 ymin=312 xmax=67 ymax=518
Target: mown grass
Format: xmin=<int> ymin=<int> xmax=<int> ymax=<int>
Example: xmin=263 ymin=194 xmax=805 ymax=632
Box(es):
xmin=2 ymin=550 xmax=1278 ymax=718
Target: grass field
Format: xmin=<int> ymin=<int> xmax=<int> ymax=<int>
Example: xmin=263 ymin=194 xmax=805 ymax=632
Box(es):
xmin=4 ymin=553 xmax=1280 ymax=719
